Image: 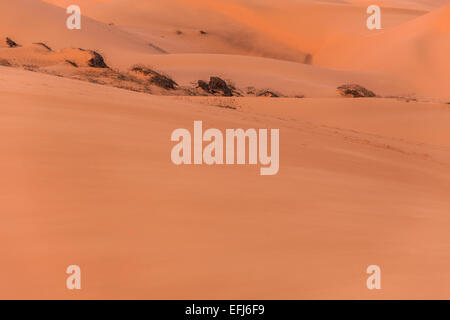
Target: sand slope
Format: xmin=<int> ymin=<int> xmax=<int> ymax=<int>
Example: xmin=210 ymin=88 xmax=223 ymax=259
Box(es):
xmin=1 ymin=0 xmax=449 ymax=299
xmin=84 ymin=0 xmax=425 ymax=60
xmin=2 ymin=0 xmax=446 ymax=100
xmin=1 ymin=67 xmax=450 ymax=299
xmin=351 ymin=0 xmax=450 ymax=10
xmin=0 ymin=0 xmax=163 ymax=66
xmin=316 ymin=4 xmax=450 ymax=100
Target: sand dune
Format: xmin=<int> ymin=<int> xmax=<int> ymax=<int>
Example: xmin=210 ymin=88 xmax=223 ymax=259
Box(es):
xmin=315 ymin=4 xmax=450 ymax=100
xmin=1 ymin=0 xmax=450 ymax=299
xmin=137 ymin=53 xmax=412 ymax=98
xmin=83 ymin=0 xmax=424 ymax=60
xmin=1 ymin=66 xmax=450 ymax=299
xmin=0 ymin=0 xmax=163 ymax=66
xmin=350 ymin=0 xmax=450 ymax=10
xmin=3 ymin=0 xmax=446 ymax=100
xmin=44 ymin=0 xmax=108 ymax=8
xmin=0 ymin=0 xmax=436 ymax=100
xmin=0 ymin=41 xmax=416 ymax=99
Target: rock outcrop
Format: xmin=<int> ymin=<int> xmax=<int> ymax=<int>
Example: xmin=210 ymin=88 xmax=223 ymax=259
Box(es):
xmin=337 ymin=84 xmax=376 ymax=98
xmin=197 ymin=76 xmax=233 ymax=96
xmin=131 ymin=66 xmax=178 ymax=90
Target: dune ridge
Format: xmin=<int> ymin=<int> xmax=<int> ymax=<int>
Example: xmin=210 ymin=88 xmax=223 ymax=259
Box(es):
xmin=315 ymin=4 xmax=450 ymax=100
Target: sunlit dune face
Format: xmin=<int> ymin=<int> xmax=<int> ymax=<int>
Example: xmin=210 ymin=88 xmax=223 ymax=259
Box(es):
xmin=0 ymin=0 xmax=449 ymax=299
xmin=42 ymin=0 xmax=109 ymax=9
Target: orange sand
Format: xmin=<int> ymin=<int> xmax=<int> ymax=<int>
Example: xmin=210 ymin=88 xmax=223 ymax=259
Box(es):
xmin=1 ymin=0 xmax=449 ymax=299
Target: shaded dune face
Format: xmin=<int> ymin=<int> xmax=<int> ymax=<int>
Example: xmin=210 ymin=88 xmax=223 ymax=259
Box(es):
xmin=82 ymin=0 xmax=426 ymax=59
xmin=315 ymin=4 xmax=450 ymax=100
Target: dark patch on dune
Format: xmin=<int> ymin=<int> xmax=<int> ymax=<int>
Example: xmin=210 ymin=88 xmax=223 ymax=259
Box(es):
xmin=76 ymin=48 xmax=108 ymax=68
xmin=246 ymin=87 xmax=256 ymax=95
xmin=0 ymin=59 xmax=11 ymax=66
xmin=197 ymin=80 xmax=210 ymax=92
xmin=33 ymin=42 xmax=52 ymax=51
xmin=23 ymin=64 xmax=39 ymax=71
xmin=209 ymin=77 xmax=233 ymax=96
xmin=337 ymin=84 xmax=376 ymax=98
xmin=257 ymin=90 xmax=280 ymax=98
xmin=148 ymin=43 xmax=168 ymax=54
xmin=6 ymin=37 xmax=19 ymax=48
xmin=131 ymin=66 xmax=178 ymax=90
xmin=197 ymin=77 xmax=243 ymax=96
xmin=197 ymin=77 xmax=231 ymax=96
xmin=384 ymin=95 xmax=418 ymax=102
xmin=65 ymin=60 xmax=78 ymax=68
xmin=304 ymin=53 xmax=313 ymax=65
xmin=88 ymin=51 xmax=109 ymax=68
xmin=175 ymin=30 xmax=183 ymax=35
xmin=200 ymin=30 xmax=208 ymax=35
xmin=216 ymin=104 xmax=237 ymax=110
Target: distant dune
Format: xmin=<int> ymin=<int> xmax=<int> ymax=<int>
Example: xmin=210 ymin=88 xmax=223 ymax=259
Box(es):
xmin=315 ymin=4 xmax=450 ymax=100
xmin=83 ymin=0 xmax=425 ymax=58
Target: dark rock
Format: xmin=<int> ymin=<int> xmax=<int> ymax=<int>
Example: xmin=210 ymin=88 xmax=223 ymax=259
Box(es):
xmin=200 ymin=30 xmax=208 ymax=35
xmin=257 ymin=90 xmax=279 ymax=98
xmin=65 ymin=60 xmax=78 ymax=68
xmin=88 ymin=51 xmax=109 ymax=68
xmin=33 ymin=42 xmax=52 ymax=51
xmin=197 ymin=80 xmax=210 ymax=92
xmin=337 ymin=84 xmax=376 ymax=98
xmin=209 ymin=76 xmax=232 ymax=96
xmin=131 ymin=66 xmax=178 ymax=90
xmin=6 ymin=37 xmax=19 ymax=48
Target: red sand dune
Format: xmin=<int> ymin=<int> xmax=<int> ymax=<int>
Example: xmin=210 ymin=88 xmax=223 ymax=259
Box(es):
xmin=315 ymin=4 xmax=450 ymax=100
xmin=1 ymin=67 xmax=450 ymax=299
xmin=1 ymin=0 xmax=450 ymax=299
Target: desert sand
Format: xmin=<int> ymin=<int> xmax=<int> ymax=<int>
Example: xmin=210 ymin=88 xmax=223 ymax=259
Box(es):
xmin=1 ymin=0 xmax=450 ymax=299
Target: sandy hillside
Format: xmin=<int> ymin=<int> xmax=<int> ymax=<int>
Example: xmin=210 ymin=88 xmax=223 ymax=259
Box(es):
xmin=1 ymin=67 xmax=450 ymax=299
xmin=44 ymin=0 xmax=108 ymax=8
xmin=2 ymin=0 xmax=445 ymax=100
xmin=83 ymin=0 xmax=425 ymax=58
xmin=0 ymin=0 xmax=164 ymax=66
xmin=350 ymin=0 xmax=450 ymax=10
xmin=1 ymin=0 xmax=450 ymax=299
xmin=315 ymin=4 xmax=450 ymax=100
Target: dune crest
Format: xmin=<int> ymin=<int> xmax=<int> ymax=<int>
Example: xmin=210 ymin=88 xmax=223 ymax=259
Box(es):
xmin=315 ymin=4 xmax=450 ymax=100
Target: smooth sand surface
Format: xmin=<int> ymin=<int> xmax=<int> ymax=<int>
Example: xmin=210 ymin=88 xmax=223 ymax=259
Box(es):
xmin=1 ymin=67 xmax=450 ymax=299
